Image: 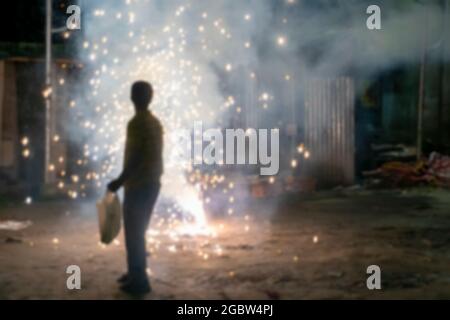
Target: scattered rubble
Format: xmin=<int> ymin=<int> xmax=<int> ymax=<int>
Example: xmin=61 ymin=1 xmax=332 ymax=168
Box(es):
xmin=0 ymin=220 xmax=32 ymax=231
xmin=5 ymin=237 xmax=23 ymax=244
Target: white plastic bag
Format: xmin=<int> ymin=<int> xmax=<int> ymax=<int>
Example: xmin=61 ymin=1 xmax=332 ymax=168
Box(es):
xmin=97 ymin=192 xmax=122 ymax=244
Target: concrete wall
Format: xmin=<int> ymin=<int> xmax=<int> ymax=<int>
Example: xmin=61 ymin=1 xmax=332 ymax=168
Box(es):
xmin=0 ymin=58 xmax=80 ymax=195
xmin=0 ymin=60 xmax=19 ymax=180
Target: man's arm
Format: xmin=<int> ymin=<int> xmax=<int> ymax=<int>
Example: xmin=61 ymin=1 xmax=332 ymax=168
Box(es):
xmin=107 ymin=122 xmax=143 ymax=192
xmin=107 ymin=152 xmax=142 ymax=192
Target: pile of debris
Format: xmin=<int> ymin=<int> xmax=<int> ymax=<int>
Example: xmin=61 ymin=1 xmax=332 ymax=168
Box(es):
xmin=364 ymin=152 xmax=450 ymax=188
xmin=371 ymin=144 xmax=417 ymax=163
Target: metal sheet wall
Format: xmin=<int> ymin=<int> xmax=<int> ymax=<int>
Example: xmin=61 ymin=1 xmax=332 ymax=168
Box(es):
xmin=304 ymin=77 xmax=355 ymax=187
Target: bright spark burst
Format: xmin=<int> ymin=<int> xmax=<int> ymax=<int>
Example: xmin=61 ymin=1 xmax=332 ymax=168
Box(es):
xmin=49 ymin=1 xmax=307 ymax=257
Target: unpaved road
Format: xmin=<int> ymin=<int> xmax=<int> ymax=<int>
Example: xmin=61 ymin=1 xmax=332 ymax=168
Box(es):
xmin=1 ymin=188 xmax=450 ymax=299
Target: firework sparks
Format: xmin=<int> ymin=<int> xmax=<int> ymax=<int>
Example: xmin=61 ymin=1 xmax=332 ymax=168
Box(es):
xmin=46 ymin=1 xmax=307 ymax=254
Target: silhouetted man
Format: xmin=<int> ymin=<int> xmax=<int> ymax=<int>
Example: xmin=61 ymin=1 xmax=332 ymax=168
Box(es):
xmin=107 ymin=81 xmax=163 ymax=295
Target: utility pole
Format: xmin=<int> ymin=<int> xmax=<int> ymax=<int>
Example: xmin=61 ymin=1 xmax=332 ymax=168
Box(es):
xmin=417 ymin=5 xmax=428 ymax=161
xmin=45 ymin=0 xmax=52 ymax=184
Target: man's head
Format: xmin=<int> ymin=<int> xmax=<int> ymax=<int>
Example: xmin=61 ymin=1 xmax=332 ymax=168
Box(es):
xmin=131 ymin=81 xmax=153 ymax=111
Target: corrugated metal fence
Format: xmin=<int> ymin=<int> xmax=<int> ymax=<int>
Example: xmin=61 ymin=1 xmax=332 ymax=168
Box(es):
xmin=304 ymin=77 xmax=355 ymax=187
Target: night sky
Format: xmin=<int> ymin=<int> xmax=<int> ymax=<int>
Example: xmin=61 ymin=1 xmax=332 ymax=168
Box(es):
xmin=0 ymin=1 xmax=76 ymax=44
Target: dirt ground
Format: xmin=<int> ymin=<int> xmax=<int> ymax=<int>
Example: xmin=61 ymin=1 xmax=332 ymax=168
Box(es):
xmin=1 ymin=188 xmax=450 ymax=300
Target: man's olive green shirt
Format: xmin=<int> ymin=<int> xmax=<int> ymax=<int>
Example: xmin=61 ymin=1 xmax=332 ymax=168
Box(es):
xmin=123 ymin=110 xmax=163 ymax=189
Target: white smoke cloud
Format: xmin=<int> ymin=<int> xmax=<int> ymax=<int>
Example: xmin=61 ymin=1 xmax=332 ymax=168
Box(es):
xmin=73 ymin=0 xmax=449 ymax=223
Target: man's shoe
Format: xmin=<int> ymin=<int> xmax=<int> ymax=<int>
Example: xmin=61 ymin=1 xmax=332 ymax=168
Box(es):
xmin=120 ymin=280 xmax=152 ymax=295
xmin=117 ymin=273 xmax=129 ymax=284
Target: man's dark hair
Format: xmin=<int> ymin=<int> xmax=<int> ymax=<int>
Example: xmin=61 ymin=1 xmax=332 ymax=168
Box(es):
xmin=131 ymin=81 xmax=153 ymax=110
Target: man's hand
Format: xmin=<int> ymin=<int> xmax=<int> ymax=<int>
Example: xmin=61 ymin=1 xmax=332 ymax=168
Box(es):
xmin=107 ymin=179 xmax=122 ymax=193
